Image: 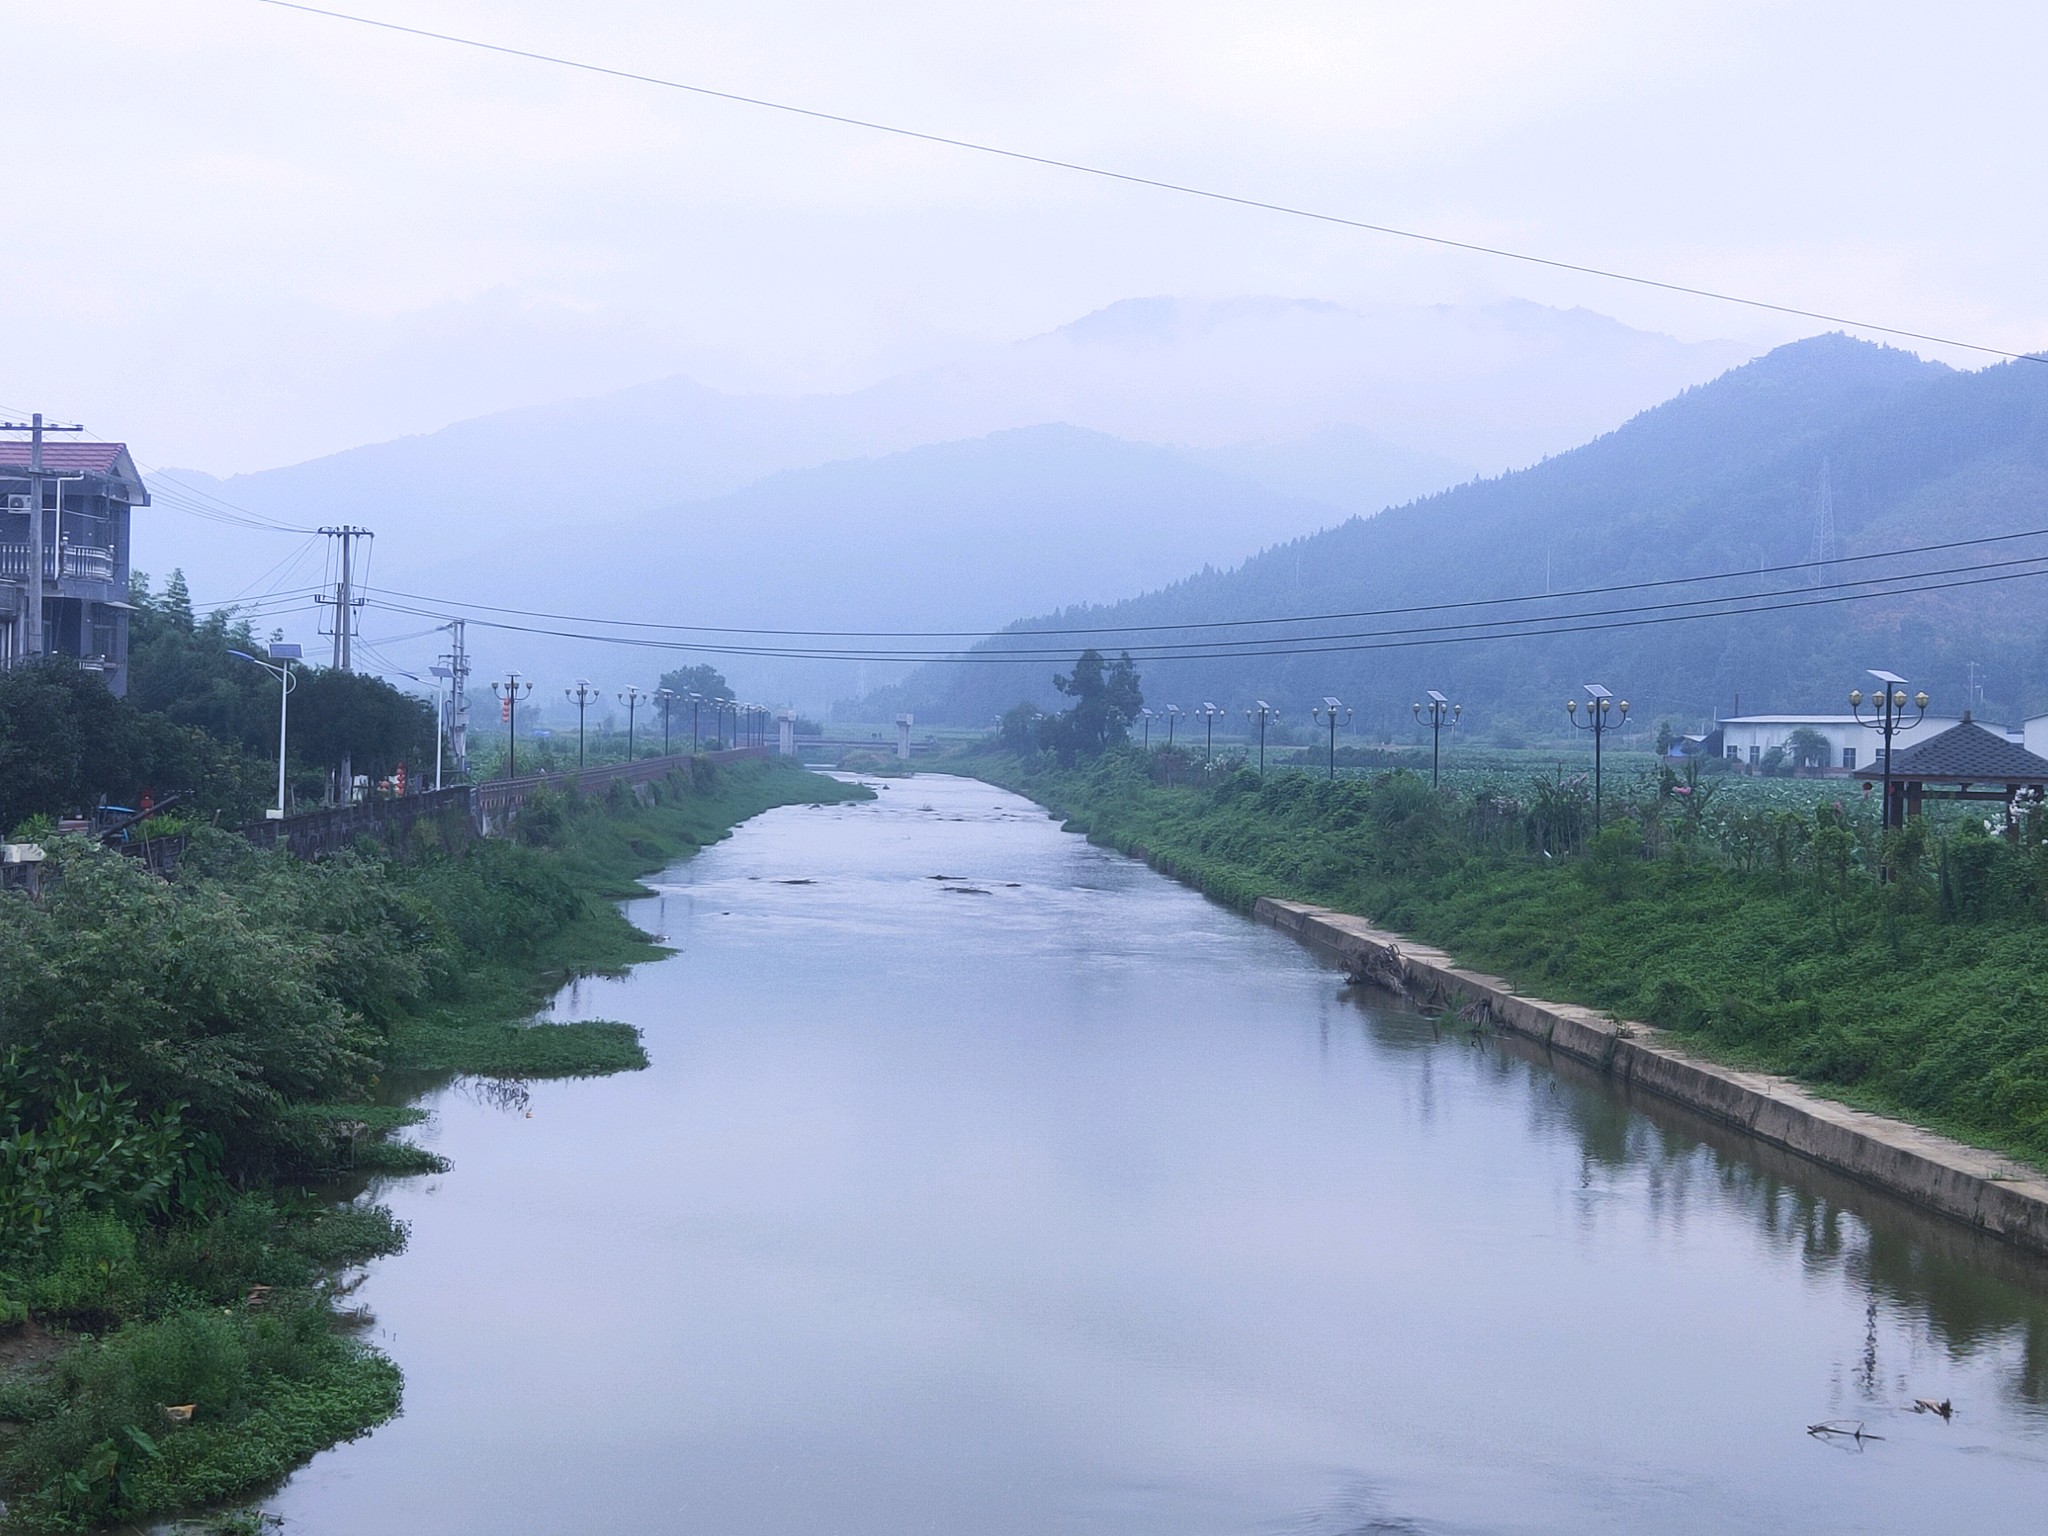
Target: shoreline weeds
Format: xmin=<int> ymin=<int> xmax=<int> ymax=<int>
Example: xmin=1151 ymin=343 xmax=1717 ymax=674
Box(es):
xmin=0 ymin=761 xmax=870 ymax=1535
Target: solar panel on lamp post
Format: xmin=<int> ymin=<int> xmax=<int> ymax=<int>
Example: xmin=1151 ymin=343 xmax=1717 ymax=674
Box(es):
xmin=1850 ymin=669 xmax=1929 ymax=880
xmin=1565 ymin=684 xmax=1627 ymax=833
xmin=1311 ymin=697 xmax=1351 ymax=781
xmin=1412 ymin=690 xmax=1461 ymax=787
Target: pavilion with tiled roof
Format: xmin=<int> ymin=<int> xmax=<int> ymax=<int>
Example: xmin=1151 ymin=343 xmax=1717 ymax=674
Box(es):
xmin=1853 ymin=717 xmax=2048 ymax=834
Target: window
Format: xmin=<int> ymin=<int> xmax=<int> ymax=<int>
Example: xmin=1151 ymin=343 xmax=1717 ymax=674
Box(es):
xmin=1726 ymin=747 xmax=1741 ymax=761
xmin=1749 ymin=745 xmax=1760 ymax=764
xmin=1841 ymin=747 xmax=1857 ymax=770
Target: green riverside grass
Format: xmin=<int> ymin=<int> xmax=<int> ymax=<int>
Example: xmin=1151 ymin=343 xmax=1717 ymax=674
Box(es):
xmin=964 ymin=746 xmax=2048 ymax=1174
xmin=0 ymin=758 xmax=869 ymax=1531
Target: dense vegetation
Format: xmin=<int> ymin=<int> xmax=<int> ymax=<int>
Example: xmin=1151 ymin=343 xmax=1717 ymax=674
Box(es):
xmin=883 ymin=337 xmax=2048 ymax=733
xmin=0 ymin=758 xmax=864 ymax=1530
xmin=970 ymin=744 xmax=2048 ymax=1169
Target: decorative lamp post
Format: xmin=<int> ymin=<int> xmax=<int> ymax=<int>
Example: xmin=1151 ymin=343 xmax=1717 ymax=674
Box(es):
xmin=1564 ymin=684 xmax=1628 ymax=831
xmin=1412 ymin=690 xmax=1461 ymax=787
xmin=619 ymin=685 xmax=646 ymax=761
xmin=1311 ymin=697 xmax=1351 ymax=780
xmin=227 ymin=642 xmax=302 ymax=818
xmin=1198 ymin=702 xmax=1225 ymax=763
xmin=1850 ymin=669 xmax=1929 ymax=835
xmin=565 ymin=679 xmax=598 ymax=768
xmin=686 ymin=692 xmax=704 ymax=750
xmin=655 ymin=688 xmax=677 ymax=756
xmin=490 ymin=673 xmax=534 ymax=779
xmin=1138 ymin=707 xmax=1155 ymax=748
xmin=1163 ymin=704 xmax=1182 ymax=748
xmin=1246 ymin=701 xmax=1280 ymax=773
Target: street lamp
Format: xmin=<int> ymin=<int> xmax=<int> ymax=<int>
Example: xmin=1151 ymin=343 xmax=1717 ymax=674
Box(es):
xmin=1138 ymin=707 xmax=1155 ymax=748
xmin=686 ymin=692 xmax=704 ymax=751
xmin=565 ymin=679 xmax=598 ymax=768
xmin=490 ymin=673 xmax=533 ymax=779
xmin=1163 ymin=704 xmax=1182 ymax=748
xmin=1198 ymin=702 xmax=1226 ymax=764
xmin=655 ymin=688 xmax=677 ymax=756
xmin=1565 ymin=684 xmax=1628 ymax=832
xmin=619 ymin=685 xmax=645 ymax=761
xmin=1311 ymin=697 xmax=1351 ymax=781
xmin=1246 ymin=701 xmax=1280 ymax=773
xmin=1850 ymin=669 xmax=1930 ymax=836
xmin=227 ymin=642 xmax=301 ymax=819
xmin=1412 ymin=690 xmax=1461 ymax=787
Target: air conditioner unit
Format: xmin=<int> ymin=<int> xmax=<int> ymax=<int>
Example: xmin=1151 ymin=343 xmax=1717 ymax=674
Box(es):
xmin=4 ymin=495 xmax=29 ymax=514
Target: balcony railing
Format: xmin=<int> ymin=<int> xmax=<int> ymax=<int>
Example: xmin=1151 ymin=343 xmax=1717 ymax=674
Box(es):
xmin=0 ymin=543 xmax=117 ymax=583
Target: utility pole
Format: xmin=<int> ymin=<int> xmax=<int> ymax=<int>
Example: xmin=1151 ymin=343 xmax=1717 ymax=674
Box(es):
xmin=439 ymin=618 xmax=470 ymax=778
xmin=1 ymin=413 xmax=85 ymax=659
xmin=315 ymin=526 xmax=373 ymax=670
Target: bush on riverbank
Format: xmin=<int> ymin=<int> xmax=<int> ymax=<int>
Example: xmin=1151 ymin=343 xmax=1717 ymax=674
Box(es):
xmin=967 ymin=747 xmax=2048 ymax=1169
xmin=0 ymin=758 xmax=866 ymax=1530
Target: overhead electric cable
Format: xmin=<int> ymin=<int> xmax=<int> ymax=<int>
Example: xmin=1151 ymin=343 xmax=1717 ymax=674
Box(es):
xmin=369 ymin=523 xmax=2048 ymax=643
xmin=362 ymin=560 xmax=2048 ymax=665
xmin=246 ymin=0 xmax=2047 ymax=365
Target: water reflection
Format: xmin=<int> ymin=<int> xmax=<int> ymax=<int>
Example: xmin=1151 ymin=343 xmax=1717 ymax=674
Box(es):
xmin=1337 ymin=981 xmax=2048 ymax=1411
xmin=273 ymin=774 xmax=2048 ymax=1536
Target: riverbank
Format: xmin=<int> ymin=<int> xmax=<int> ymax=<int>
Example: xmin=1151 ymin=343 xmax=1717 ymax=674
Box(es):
xmin=0 ymin=758 xmax=868 ymax=1533
xmin=961 ymin=749 xmax=2048 ymax=1190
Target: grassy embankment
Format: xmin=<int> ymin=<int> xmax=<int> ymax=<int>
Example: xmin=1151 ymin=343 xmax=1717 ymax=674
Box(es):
xmin=966 ymin=748 xmax=2048 ymax=1171
xmin=0 ymin=758 xmax=867 ymax=1532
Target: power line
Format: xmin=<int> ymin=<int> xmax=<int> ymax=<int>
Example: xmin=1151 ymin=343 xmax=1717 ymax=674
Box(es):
xmin=369 ymin=522 xmax=2048 ymax=644
xmin=247 ymin=0 xmax=2048 ymax=365
xmin=362 ymin=558 xmax=2048 ymax=666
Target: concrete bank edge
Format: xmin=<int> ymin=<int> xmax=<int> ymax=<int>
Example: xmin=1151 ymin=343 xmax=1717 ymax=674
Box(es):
xmin=1253 ymin=896 xmax=2048 ymax=1258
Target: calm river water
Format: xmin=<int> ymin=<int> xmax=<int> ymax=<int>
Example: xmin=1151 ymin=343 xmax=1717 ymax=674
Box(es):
xmin=273 ymin=774 xmax=2048 ymax=1534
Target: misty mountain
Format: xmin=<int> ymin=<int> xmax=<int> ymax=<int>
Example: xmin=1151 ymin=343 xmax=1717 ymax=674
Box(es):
xmin=134 ymin=295 xmax=1747 ymax=620
xmin=419 ymin=424 xmax=1344 ymax=709
xmin=885 ymin=337 xmax=2048 ymax=737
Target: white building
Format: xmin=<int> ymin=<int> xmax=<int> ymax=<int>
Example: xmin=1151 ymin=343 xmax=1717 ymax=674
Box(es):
xmin=1716 ymin=713 xmax=1963 ymax=772
xmin=2020 ymin=715 xmax=2048 ymax=761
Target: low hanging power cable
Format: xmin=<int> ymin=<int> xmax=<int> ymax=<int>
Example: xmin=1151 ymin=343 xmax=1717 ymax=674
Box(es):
xmin=243 ymin=0 xmax=2046 ymax=366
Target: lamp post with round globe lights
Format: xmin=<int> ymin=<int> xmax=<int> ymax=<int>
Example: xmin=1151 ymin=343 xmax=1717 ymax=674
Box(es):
xmin=1311 ymin=697 xmax=1351 ymax=780
xmin=1413 ymin=690 xmax=1461 ymax=787
xmin=1851 ymin=669 xmax=1929 ymax=837
xmin=1198 ymin=702 xmax=1226 ymax=765
xmin=1246 ymin=701 xmax=1280 ymax=774
xmin=654 ymin=688 xmax=678 ymax=756
xmin=1137 ymin=707 xmax=1155 ymax=748
xmin=490 ymin=673 xmax=534 ymax=779
xmin=1565 ymin=684 xmax=1628 ymax=832
xmin=1163 ymin=704 xmax=1183 ymax=748
xmin=565 ymin=680 xmax=598 ymax=768
xmin=619 ymin=685 xmax=646 ymax=761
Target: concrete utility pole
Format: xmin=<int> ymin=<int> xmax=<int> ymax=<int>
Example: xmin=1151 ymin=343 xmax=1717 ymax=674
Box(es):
xmin=0 ymin=413 xmax=85 ymax=658
xmin=440 ymin=618 xmax=470 ymax=778
xmin=315 ymin=525 xmax=373 ymax=670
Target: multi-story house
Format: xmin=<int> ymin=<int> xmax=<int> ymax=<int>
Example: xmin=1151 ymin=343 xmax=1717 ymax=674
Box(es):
xmin=0 ymin=439 xmax=149 ymax=695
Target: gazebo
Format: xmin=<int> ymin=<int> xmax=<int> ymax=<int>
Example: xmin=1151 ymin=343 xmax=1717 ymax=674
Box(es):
xmin=1852 ymin=717 xmax=2048 ymax=837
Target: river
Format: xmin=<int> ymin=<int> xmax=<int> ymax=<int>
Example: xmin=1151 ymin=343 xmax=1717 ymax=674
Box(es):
xmin=272 ymin=773 xmax=2048 ymax=1534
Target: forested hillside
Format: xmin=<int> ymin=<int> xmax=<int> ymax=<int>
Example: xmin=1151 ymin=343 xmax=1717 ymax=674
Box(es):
xmin=888 ymin=337 xmax=2048 ymax=734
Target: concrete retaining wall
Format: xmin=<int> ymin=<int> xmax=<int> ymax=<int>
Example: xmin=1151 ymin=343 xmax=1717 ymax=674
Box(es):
xmin=1254 ymin=896 xmax=2048 ymax=1258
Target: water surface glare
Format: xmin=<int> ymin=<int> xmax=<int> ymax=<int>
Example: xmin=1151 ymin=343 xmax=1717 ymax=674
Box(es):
xmin=275 ymin=774 xmax=2048 ymax=1533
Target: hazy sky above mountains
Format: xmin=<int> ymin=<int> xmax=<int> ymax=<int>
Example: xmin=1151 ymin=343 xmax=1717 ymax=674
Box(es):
xmin=9 ymin=0 xmax=2045 ymax=471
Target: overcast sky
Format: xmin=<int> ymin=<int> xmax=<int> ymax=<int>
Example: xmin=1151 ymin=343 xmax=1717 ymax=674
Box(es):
xmin=6 ymin=0 xmax=2044 ymax=472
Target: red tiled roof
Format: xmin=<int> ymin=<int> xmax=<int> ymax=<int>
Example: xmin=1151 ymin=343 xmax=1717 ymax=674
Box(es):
xmin=0 ymin=440 xmax=148 ymax=502
xmin=0 ymin=442 xmax=130 ymax=473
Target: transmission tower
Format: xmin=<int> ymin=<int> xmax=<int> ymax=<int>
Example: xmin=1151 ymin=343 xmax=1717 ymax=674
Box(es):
xmin=1806 ymin=459 xmax=1837 ymax=588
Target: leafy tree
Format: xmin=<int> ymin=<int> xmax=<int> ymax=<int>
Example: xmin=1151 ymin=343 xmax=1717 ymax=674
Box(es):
xmin=1784 ymin=726 xmax=1832 ymax=769
xmin=1039 ymin=650 xmax=1143 ymax=764
xmin=658 ymin=664 xmax=733 ymax=702
xmin=998 ymin=702 xmax=1041 ymax=753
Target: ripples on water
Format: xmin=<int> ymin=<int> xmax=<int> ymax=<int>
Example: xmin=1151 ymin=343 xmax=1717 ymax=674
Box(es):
xmin=273 ymin=775 xmax=2048 ymax=1535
